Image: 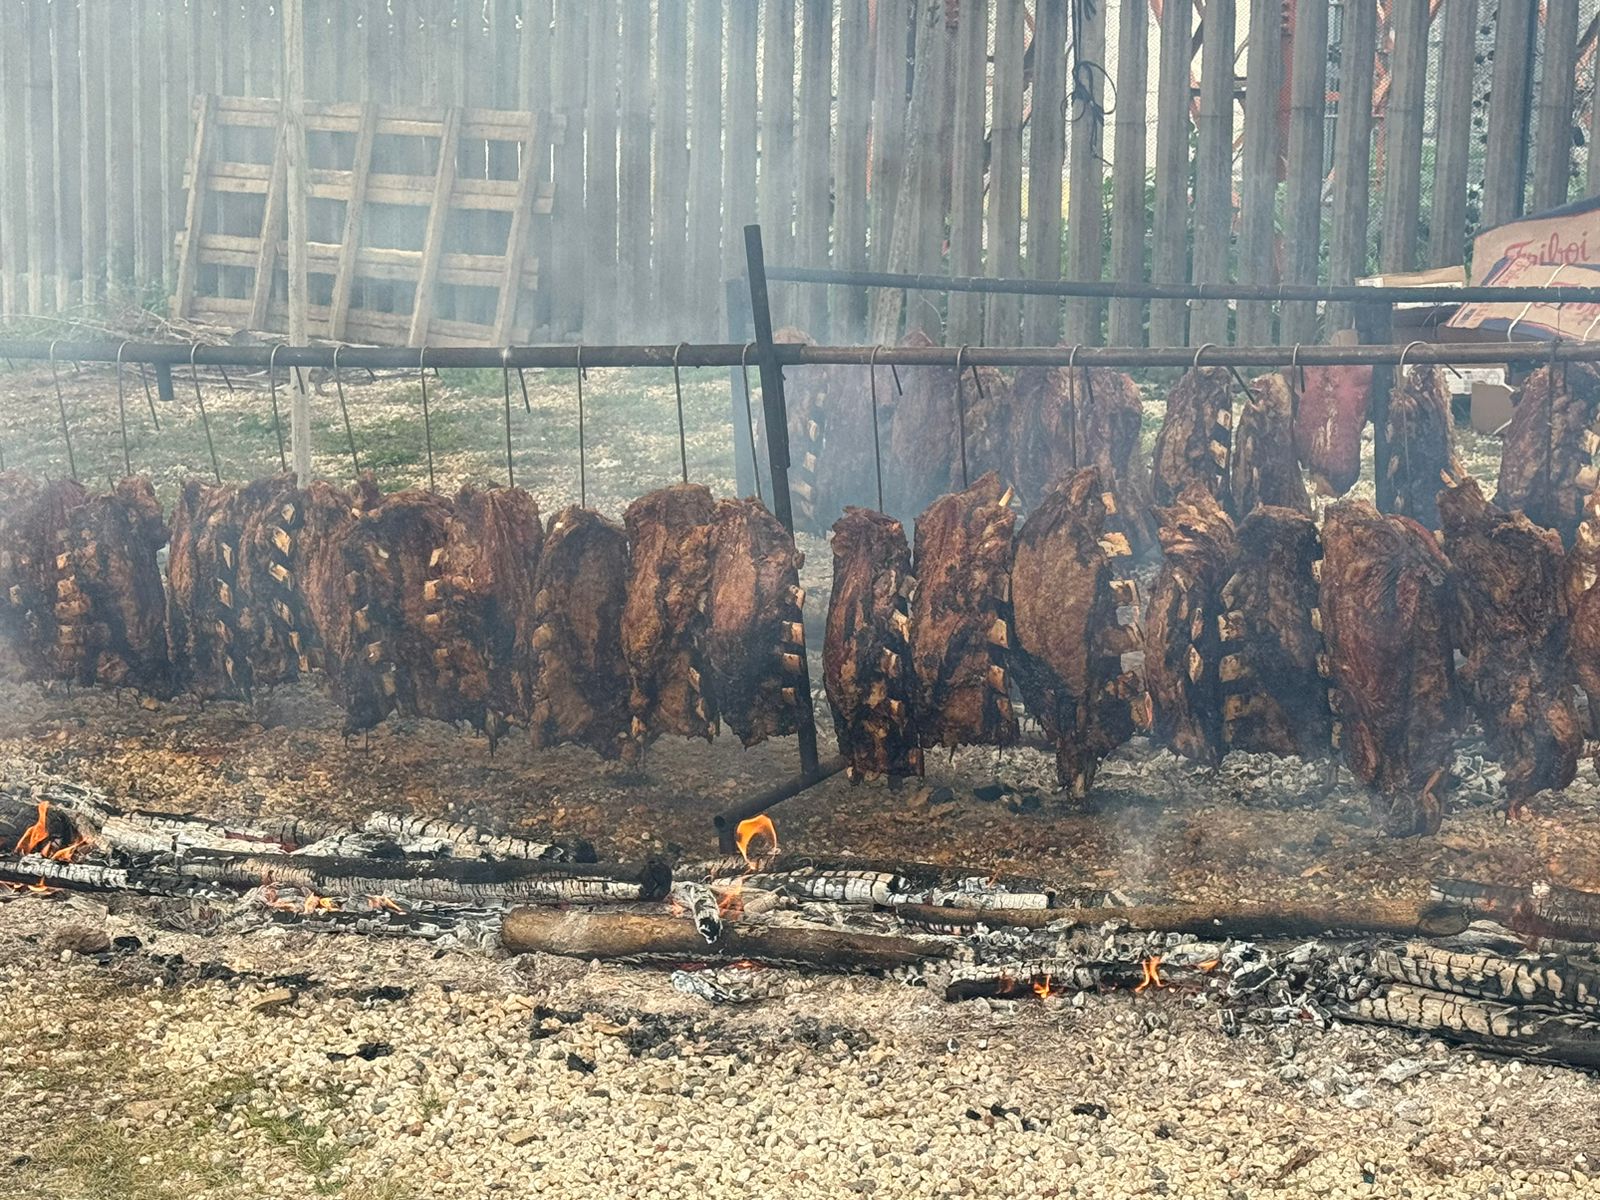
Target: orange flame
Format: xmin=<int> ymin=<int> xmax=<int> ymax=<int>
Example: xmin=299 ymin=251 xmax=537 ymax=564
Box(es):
xmin=734 ymin=815 xmax=778 ymax=866
xmin=15 ymin=801 xmax=52 ymax=856
xmin=302 ymin=893 xmax=339 ymax=914
xmin=716 ymin=880 xmax=745 ymax=920
xmin=367 ymin=896 xmax=405 ymax=914
xmin=48 ymin=838 xmax=87 ymax=863
xmin=1134 ymin=956 xmax=1165 ymax=994
xmin=1032 ymin=973 xmax=1054 ymax=999
xmin=1197 ymin=959 xmax=1220 ymax=973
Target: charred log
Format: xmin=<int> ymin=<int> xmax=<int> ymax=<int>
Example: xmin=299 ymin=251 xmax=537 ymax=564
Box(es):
xmin=1150 ymin=367 xmax=1234 ymax=509
xmin=1339 ymin=984 xmax=1600 ymax=1071
xmin=1368 ymin=942 xmax=1600 ymax=1015
xmin=1495 ymin=362 xmax=1600 ymax=545
xmin=1384 ymin=365 xmax=1460 ymax=530
xmin=1429 ymin=878 xmax=1600 ymax=944
xmin=1293 ymin=364 xmax=1372 ymax=497
xmin=1232 ymin=373 xmax=1310 ymax=516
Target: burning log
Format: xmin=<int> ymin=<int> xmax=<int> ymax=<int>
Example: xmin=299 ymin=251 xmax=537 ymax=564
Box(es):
xmin=1231 ymin=373 xmax=1310 ymax=517
xmin=528 ymin=506 xmax=632 ymax=758
xmin=1150 ymin=366 xmax=1234 ymax=509
xmin=1293 ymin=364 xmax=1372 ymax=497
xmin=704 ymin=498 xmax=806 ymax=747
xmin=1320 ymin=501 xmax=1461 ymax=834
xmin=943 ymin=951 xmax=1222 ymax=1002
xmin=1438 ymin=477 xmax=1580 ymax=810
xmin=1429 ymin=878 xmax=1600 ymax=945
xmin=1217 ymin=505 xmax=1331 ymax=758
xmin=1383 ymin=365 xmax=1461 ymax=530
xmin=1339 ymin=984 xmax=1600 ymax=1070
xmin=910 ymin=473 xmax=1018 ymax=749
xmin=359 ymin=812 xmax=594 ymax=863
xmin=621 ymin=484 xmax=718 ymax=754
xmin=1009 ymin=468 xmax=1141 ymax=795
xmin=823 ymin=508 xmax=922 ymax=780
xmin=1495 ymin=362 xmax=1600 ymax=546
xmin=1145 ymin=485 xmax=1238 ymax=764
xmin=1367 ymin=942 xmax=1600 ymax=1014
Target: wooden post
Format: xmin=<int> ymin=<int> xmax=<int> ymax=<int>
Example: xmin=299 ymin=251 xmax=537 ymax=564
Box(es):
xmin=409 ymin=107 xmax=464 ymax=345
xmin=947 ymin=0 xmax=988 ymax=344
xmin=1280 ymin=0 xmax=1330 ymax=345
xmin=985 ymin=0 xmax=1026 ymax=345
xmin=1061 ymin=0 xmax=1105 ymax=346
xmin=284 ymin=0 xmax=311 ymax=481
xmin=1380 ymin=0 xmax=1428 ymax=274
xmin=78 ymin=0 xmax=107 ymax=305
xmin=329 ymin=105 xmax=379 ymax=341
xmin=1028 ymin=0 xmax=1068 ymax=345
xmin=1190 ymin=0 xmax=1236 ymax=346
xmin=724 ymin=0 xmax=759 ymax=283
xmin=1149 ymin=0 xmax=1193 ymax=345
xmin=1236 ymin=0 xmax=1283 ymax=345
xmin=25 ymin=0 xmax=57 ymax=313
xmin=1532 ymin=0 xmax=1580 ymax=213
xmin=759 ymin=0 xmax=797 ymax=325
xmin=584 ymin=1 xmax=618 ymax=343
xmin=655 ymin=0 xmax=691 ymax=324
xmin=1481 ymin=1 xmax=1534 ymax=229
xmin=1108 ymin=0 xmax=1149 ymax=346
xmin=689 ymin=0 xmax=725 ymax=339
xmin=135 ymin=2 xmax=165 ymax=295
xmin=551 ymin=0 xmax=588 ymax=338
xmin=796 ymin=0 xmax=832 ymax=335
xmin=869 ymin=0 xmax=910 ymax=270
xmin=0 ymin=2 xmax=26 ymax=313
xmin=832 ymin=0 xmax=872 ymax=337
xmin=618 ymin=0 xmax=653 ymax=336
xmin=1430 ymin=0 xmax=1478 ymax=263
xmin=1328 ymin=0 xmax=1378 ymax=332
xmin=50 ymin=0 xmax=82 ymax=309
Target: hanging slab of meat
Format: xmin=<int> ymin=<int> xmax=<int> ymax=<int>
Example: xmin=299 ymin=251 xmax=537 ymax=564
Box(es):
xmin=0 ymin=471 xmax=56 ymax=680
xmin=166 ymin=478 xmax=247 ymax=698
xmin=1495 ymin=362 xmax=1600 ymax=545
xmin=705 ymin=497 xmax=807 ymax=747
xmin=1009 ymin=468 xmax=1142 ymax=795
xmin=1384 ymin=365 xmax=1461 ymax=531
xmin=1320 ymin=500 xmax=1461 ymax=835
xmin=911 ymin=473 xmax=1019 ymax=749
xmin=1150 ymin=366 xmax=1234 ymax=510
xmin=1439 ymin=476 xmax=1580 ymax=812
xmin=1232 ymin=373 xmax=1310 ymax=517
xmin=1217 ymin=505 xmax=1329 ymax=758
xmin=1144 ymin=485 xmax=1238 ymax=765
xmin=824 ymin=507 xmax=921 ymax=780
xmin=1008 ymin=364 xmax=1156 ymax=556
xmin=883 ymin=330 xmax=962 ymax=525
xmin=1569 ymin=492 xmax=1600 ymax=737
xmin=297 ymin=477 xmax=379 ymax=682
xmin=1562 ymin=487 xmax=1600 ymax=614
xmin=621 ymin=483 xmax=717 ymax=753
xmin=226 ymin=474 xmax=306 ymax=692
xmin=529 ymin=506 xmax=632 ymax=759
xmin=1293 ymin=364 xmax=1372 ymax=497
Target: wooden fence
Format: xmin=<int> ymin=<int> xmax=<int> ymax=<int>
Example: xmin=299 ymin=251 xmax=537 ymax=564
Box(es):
xmin=2 ymin=1 xmax=1599 ymax=347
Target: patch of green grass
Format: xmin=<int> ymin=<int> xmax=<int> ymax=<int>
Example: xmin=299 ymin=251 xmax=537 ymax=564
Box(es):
xmin=243 ymin=1108 xmax=347 ymax=1183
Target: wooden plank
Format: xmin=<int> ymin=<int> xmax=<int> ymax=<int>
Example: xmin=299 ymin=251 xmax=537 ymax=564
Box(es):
xmin=655 ymin=0 xmax=691 ymax=324
xmin=102 ymin=0 xmax=135 ymax=296
xmin=838 ymin=0 xmax=880 ymax=334
xmin=1149 ymin=0 xmax=1193 ymax=345
xmin=549 ymin=0 xmax=587 ymax=337
xmin=172 ymin=97 xmax=215 ymax=318
xmin=985 ymin=0 xmax=1025 ymax=345
xmin=758 ymin=0 xmax=796 ymax=320
xmin=1279 ymin=0 xmax=1330 ymax=345
xmin=248 ymin=125 xmax=289 ymax=328
xmin=1107 ymin=0 xmax=1150 ymax=346
xmin=1532 ymin=0 xmax=1581 ymax=213
xmin=617 ymin=0 xmax=653 ymax=334
xmin=519 ymin=0 xmax=554 ymax=335
xmin=921 ymin=6 xmax=956 ymax=283
xmin=407 ymin=105 xmax=464 ymax=344
xmin=493 ymin=115 xmax=546 ymax=342
xmin=723 ymin=0 xmax=759 ymax=279
xmin=947 ymin=0 xmax=988 ymax=344
xmin=1235 ymin=0 xmax=1284 ymax=345
xmin=1189 ymin=0 xmax=1235 ymax=346
xmin=159 ymin=0 xmax=184 ymax=293
xmin=328 ymin=104 xmax=380 ymax=339
xmin=206 ymin=238 xmax=543 ymax=287
xmin=1061 ymin=0 xmax=1103 ymax=345
xmin=284 ymin=0 xmax=310 ymax=479
xmin=137 ymin=4 xmax=167 ymax=293
xmin=1027 ymin=0 xmax=1068 ymax=345
xmin=25 ymin=0 xmax=57 ymax=313
xmin=868 ymin=0 xmax=909 ymax=270
xmin=50 ymin=0 xmax=83 ymax=308
xmin=0 ymin=0 xmax=25 ymax=312
xmin=794 ymin=0 xmax=832 ymax=334
xmin=690 ymin=0 xmax=727 ymax=338
xmin=1430 ymin=0 xmax=1479 ymax=262
xmin=1481 ymin=1 xmax=1534 ymax=229
xmin=1328 ymin=0 xmax=1378 ymax=331
xmin=584 ymin=1 xmax=618 ymax=343
xmin=1380 ymin=0 xmax=1429 ymax=274
xmin=78 ymin=0 xmax=108 ymax=304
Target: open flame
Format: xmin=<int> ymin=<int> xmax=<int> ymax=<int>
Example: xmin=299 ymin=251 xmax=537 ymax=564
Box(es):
xmin=302 ymin=892 xmax=339 ymax=914
xmin=715 ymin=879 xmax=744 ymax=919
xmin=734 ymin=814 xmax=778 ymax=866
xmin=1032 ymin=973 xmax=1055 ymax=999
xmin=15 ymin=801 xmax=53 ymax=856
xmin=1134 ymin=956 xmax=1165 ymax=994
xmin=367 ymin=895 xmax=405 ymax=914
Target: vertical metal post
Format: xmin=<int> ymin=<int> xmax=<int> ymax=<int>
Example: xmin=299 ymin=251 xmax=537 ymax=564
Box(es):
xmin=745 ymin=223 xmax=819 ymax=776
xmin=725 ymin=275 xmax=759 ymax=498
xmin=284 ymin=0 xmax=312 ymax=481
xmin=1356 ymin=301 xmax=1396 ymax=513
xmin=154 ymin=362 xmax=176 ymax=402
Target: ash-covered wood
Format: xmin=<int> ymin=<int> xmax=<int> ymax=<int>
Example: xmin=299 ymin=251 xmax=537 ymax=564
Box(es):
xmin=1232 ymin=373 xmax=1310 ymax=516
xmin=1150 ymin=366 xmax=1234 ymax=509
xmin=621 ymin=484 xmax=717 ymax=753
xmin=823 ymin=508 xmax=921 ymax=780
xmin=1009 ymin=468 xmax=1141 ymax=795
xmin=889 ymin=897 xmax=1444 ymax=939
xmin=358 ymin=812 xmax=595 ymax=863
xmin=1339 ymin=983 xmax=1600 ymax=1070
xmin=1293 ymin=364 xmax=1371 ymax=497
xmin=1368 ymin=942 xmax=1600 ymax=1014
xmin=1430 ymin=878 xmax=1600 ymax=944
xmin=1438 ymin=477 xmax=1580 ymax=810
xmin=3 ymin=478 xmax=90 ymax=683
xmin=1321 ymin=501 xmax=1461 ymax=834
xmin=528 ymin=506 xmax=632 ymax=758
xmin=1217 ymin=505 xmax=1330 ymax=758
xmin=1384 ymin=365 xmax=1460 ymax=530
xmin=910 ymin=473 xmax=1018 ymax=749
xmin=705 ymin=498 xmax=806 ymax=747
xmin=1495 ymin=362 xmax=1600 ymax=545
xmin=1145 ymin=485 xmax=1238 ymax=764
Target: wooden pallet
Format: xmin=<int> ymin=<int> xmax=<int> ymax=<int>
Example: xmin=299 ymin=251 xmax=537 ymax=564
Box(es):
xmin=172 ymin=95 xmax=557 ymax=347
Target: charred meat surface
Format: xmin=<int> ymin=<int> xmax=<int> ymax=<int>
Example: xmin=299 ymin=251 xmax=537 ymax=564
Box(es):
xmin=1217 ymin=505 xmax=1329 ymax=758
xmin=1438 ymin=477 xmax=1580 ymax=811
xmin=166 ymin=478 xmax=244 ymax=698
xmin=824 ymin=508 xmax=921 ymax=780
xmin=1294 ymin=365 xmax=1372 ymax=497
xmin=227 ymin=475 xmax=306 ymax=692
xmin=910 ymin=473 xmax=1019 ymax=749
xmin=298 ymin=477 xmax=379 ymax=682
xmin=1144 ymin=485 xmax=1238 ymax=765
xmin=621 ymin=484 xmax=717 ymax=751
xmin=0 ymin=471 xmax=43 ymax=680
xmin=883 ymin=331 xmax=963 ymax=525
xmin=1320 ymin=501 xmax=1461 ymax=835
xmin=1385 ymin=365 xmax=1460 ymax=530
xmin=529 ymin=506 xmax=632 ymax=758
xmin=705 ymin=498 xmax=807 ymax=747
xmin=1150 ymin=367 xmax=1234 ymax=509
xmin=1009 ymin=468 xmax=1141 ymax=795
xmin=1495 ymin=362 xmax=1600 ymax=545
xmin=0 ymin=473 xmax=79 ymax=682
xmin=1232 ymin=373 xmax=1310 ymax=517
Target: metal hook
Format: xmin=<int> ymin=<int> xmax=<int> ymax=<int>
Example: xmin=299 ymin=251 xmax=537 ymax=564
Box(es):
xmin=1066 ymin=345 xmax=1083 ymax=470
xmin=1397 ymin=339 xmax=1427 ymax=379
xmin=672 ymin=342 xmax=690 ymax=485
xmin=47 ymin=340 xmax=78 ymax=482
xmin=739 ymin=342 xmax=763 ymax=504
xmin=136 ymin=361 xmax=160 ymax=430
xmin=1289 ymin=343 xmax=1307 ymax=395
xmin=516 ymin=365 xmax=531 ymax=414
xmin=417 ymin=347 xmax=435 ymax=492
xmin=188 ymin=343 xmax=221 ymax=483
xmin=952 ymin=344 xmax=971 ymax=489
xmin=333 ymin=345 xmax=361 ymax=478
xmin=575 ymin=344 xmax=587 ymax=508
xmin=868 ymin=345 xmax=886 ymax=513
xmin=114 ymin=341 xmax=132 ymax=478
xmin=1192 ymin=342 xmax=1218 ymax=371
xmin=501 ymin=348 xmax=515 ymax=488
xmin=266 ymin=344 xmax=288 ymax=473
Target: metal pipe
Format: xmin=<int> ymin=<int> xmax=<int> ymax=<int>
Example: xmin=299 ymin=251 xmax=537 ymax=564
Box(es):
xmin=712 ymin=755 xmax=849 ymax=853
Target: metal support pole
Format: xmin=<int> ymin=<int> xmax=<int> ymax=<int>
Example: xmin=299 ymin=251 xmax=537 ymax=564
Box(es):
xmin=153 ymin=362 xmax=175 ymax=403
xmin=284 ymin=0 xmax=312 ymax=481
xmin=725 ymin=275 xmax=759 ymax=498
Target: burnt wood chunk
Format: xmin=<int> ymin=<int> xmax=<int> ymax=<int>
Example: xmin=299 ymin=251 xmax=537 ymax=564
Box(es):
xmin=621 ymin=484 xmax=717 ymax=752
xmin=705 ymin=498 xmax=806 ymax=747
xmin=1150 ymin=366 xmax=1234 ymax=509
xmin=1385 ymin=365 xmax=1460 ymax=530
xmin=1010 ymin=468 xmax=1140 ymax=795
xmin=1144 ymin=485 xmax=1238 ymax=765
xmin=1439 ymin=477 xmax=1581 ymax=809
xmin=823 ymin=507 xmax=921 ymax=780
xmin=910 ymin=473 xmax=1018 ymax=749
xmin=1232 ymin=373 xmax=1310 ymax=517
xmin=529 ymin=506 xmax=632 ymax=758
xmin=1293 ymin=364 xmax=1372 ymax=497
xmin=1218 ymin=505 xmax=1329 ymax=757
xmin=1496 ymin=362 xmax=1600 ymax=545
xmin=1321 ymin=500 xmax=1461 ymax=835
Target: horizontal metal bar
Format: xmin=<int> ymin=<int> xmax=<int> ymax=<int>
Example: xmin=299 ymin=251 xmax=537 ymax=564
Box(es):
xmin=712 ymin=754 xmax=848 ymax=854
xmin=0 ymin=341 xmax=757 ymax=370
xmin=765 ymin=264 xmax=1600 ymax=306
